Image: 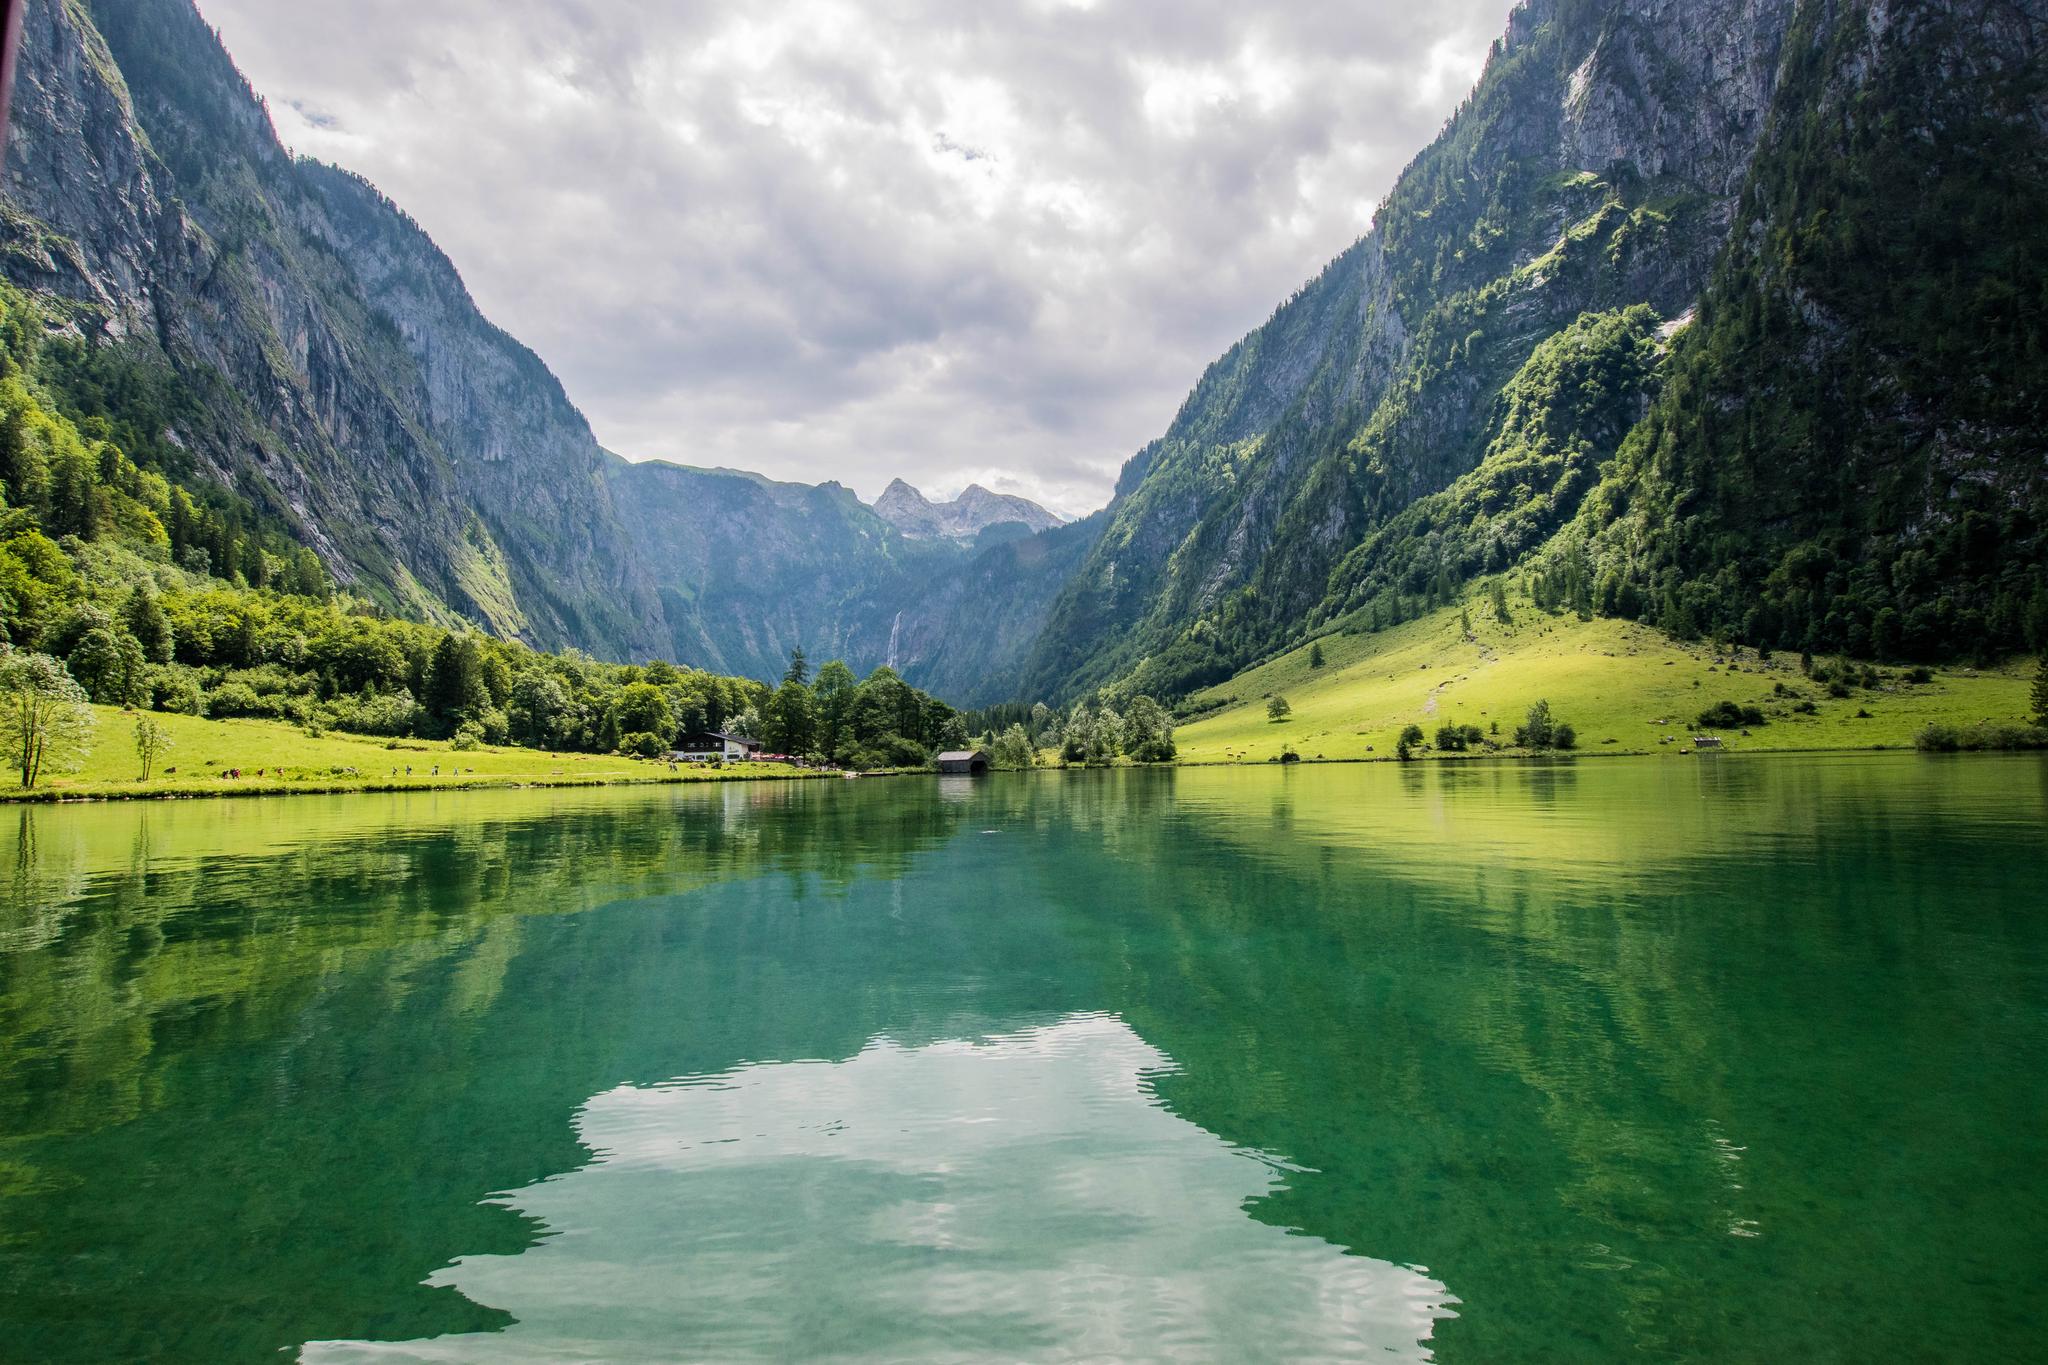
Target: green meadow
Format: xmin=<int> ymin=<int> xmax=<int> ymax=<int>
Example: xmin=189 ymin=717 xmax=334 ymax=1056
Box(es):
xmin=12 ymin=706 xmax=817 ymax=801
xmin=1175 ymin=599 xmax=2035 ymax=765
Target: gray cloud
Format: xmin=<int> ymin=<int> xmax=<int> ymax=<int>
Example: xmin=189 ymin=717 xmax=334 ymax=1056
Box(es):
xmin=197 ymin=0 xmax=1515 ymax=516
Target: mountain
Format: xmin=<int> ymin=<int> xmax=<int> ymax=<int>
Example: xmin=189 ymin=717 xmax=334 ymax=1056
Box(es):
xmin=0 ymin=0 xmax=1086 ymax=695
xmin=872 ymin=480 xmax=1064 ymax=543
xmin=3 ymin=0 xmax=2038 ymax=712
xmin=1014 ymin=0 xmax=2045 ymax=702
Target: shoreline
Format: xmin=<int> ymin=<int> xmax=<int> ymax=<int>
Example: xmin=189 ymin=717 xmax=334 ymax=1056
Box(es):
xmin=16 ymin=740 xmax=2037 ymax=806
xmin=0 ymin=764 xmax=845 ymax=805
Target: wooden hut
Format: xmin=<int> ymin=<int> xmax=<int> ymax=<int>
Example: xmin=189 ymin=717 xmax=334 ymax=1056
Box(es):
xmin=937 ymin=749 xmax=991 ymax=774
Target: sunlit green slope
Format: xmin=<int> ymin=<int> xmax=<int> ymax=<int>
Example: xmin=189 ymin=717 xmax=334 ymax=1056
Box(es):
xmin=1174 ymin=592 xmax=2033 ymax=765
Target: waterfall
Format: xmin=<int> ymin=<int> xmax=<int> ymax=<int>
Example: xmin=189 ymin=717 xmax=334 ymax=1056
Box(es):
xmin=886 ymin=610 xmax=903 ymax=670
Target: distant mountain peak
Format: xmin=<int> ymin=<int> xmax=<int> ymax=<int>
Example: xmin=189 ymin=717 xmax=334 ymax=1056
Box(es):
xmin=872 ymin=479 xmax=1064 ymax=541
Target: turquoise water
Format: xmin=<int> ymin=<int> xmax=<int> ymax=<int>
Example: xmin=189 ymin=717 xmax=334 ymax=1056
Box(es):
xmin=2 ymin=755 xmax=2045 ymax=1361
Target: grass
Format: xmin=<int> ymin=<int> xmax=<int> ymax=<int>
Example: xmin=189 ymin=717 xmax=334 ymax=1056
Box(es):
xmin=1175 ymin=597 xmax=2036 ymax=764
xmin=9 ymin=707 xmax=822 ymax=801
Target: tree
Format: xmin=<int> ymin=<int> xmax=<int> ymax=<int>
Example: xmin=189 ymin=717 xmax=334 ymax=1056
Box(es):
xmin=65 ymin=623 xmax=146 ymax=705
xmin=1267 ymin=695 xmax=1292 ymax=720
xmin=1396 ymin=723 xmax=1425 ymax=760
xmin=2033 ymin=652 xmax=2048 ymax=728
xmin=1518 ymin=699 xmax=1556 ymax=749
xmin=810 ymin=659 xmax=857 ymax=760
xmin=1308 ymin=641 xmax=1325 ymax=669
xmin=1122 ymin=694 xmax=1176 ymax=762
xmin=1490 ymin=578 xmax=1512 ymax=626
xmin=991 ymin=723 xmax=1037 ymax=770
xmin=609 ymin=682 xmax=674 ymax=747
xmin=425 ymin=634 xmax=489 ymax=726
xmin=784 ymin=647 xmax=809 ymax=687
xmin=133 ymin=713 xmax=169 ymax=780
xmin=0 ymin=651 xmax=95 ymax=787
xmin=121 ymin=585 xmax=175 ymax=663
xmin=761 ymin=679 xmax=816 ymax=756
xmin=509 ymin=672 xmax=575 ymax=747
xmin=1059 ymin=704 xmax=1095 ymax=763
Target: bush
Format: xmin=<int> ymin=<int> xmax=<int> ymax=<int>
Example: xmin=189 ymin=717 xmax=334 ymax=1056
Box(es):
xmin=204 ymin=681 xmax=269 ymax=718
xmin=1434 ymin=724 xmax=1484 ymax=751
xmin=1697 ymin=700 xmax=1765 ymax=729
xmin=330 ymin=689 xmax=420 ymax=737
xmin=1916 ymin=724 xmax=2048 ymax=752
xmin=617 ymin=729 xmax=665 ymax=758
xmin=147 ymin=664 xmax=203 ymax=714
xmin=451 ymin=721 xmax=487 ymax=752
xmin=1553 ymin=723 xmax=1577 ymax=750
xmin=1903 ymin=666 xmax=1934 ymax=684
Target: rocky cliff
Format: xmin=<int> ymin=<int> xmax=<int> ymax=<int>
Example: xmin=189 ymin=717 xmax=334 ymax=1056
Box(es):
xmin=1015 ymin=0 xmax=1806 ymax=701
xmin=872 ymin=479 xmax=1063 ymax=543
xmin=1019 ymin=0 xmax=2044 ymax=699
xmin=0 ymin=0 xmax=1081 ymax=693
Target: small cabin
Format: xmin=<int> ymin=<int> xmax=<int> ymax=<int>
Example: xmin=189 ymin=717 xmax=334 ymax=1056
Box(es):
xmin=1692 ymin=734 xmax=1724 ymax=750
xmin=672 ymin=731 xmax=764 ymax=761
xmin=937 ymin=749 xmax=990 ymax=775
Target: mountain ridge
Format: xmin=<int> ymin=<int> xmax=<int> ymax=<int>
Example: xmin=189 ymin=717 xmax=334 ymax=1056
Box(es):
xmin=872 ymin=478 xmax=1064 ymax=542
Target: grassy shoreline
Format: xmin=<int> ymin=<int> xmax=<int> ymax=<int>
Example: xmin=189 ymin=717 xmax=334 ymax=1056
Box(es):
xmin=0 ymin=766 xmax=834 ymax=804
xmin=1173 ymin=602 xmax=2036 ymax=764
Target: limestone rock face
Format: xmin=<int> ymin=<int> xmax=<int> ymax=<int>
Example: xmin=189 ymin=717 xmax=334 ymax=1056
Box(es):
xmin=0 ymin=0 xmax=1080 ymax=695
xmin=872 ymin=479 xmax=1064 ymax=542
xmin=1014 ymin=0 xmax=1806 ymax=702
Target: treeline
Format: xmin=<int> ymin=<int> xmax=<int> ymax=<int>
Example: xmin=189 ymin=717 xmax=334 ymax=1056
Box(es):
xmin=0 ymin=287 xmax=978 ymax=770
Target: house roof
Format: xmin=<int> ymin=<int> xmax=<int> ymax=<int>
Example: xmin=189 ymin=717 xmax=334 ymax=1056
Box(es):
xmin=937 ymin=750 xmax=988 ymax=762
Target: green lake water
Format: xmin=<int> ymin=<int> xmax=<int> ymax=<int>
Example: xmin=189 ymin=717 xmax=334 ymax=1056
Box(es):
xmin=2 ymin=754 xmax=2045 ymax=1362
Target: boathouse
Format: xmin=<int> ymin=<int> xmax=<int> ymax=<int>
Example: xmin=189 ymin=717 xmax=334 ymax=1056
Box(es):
xmin=937 ymin=749 xmax=991 ymax=774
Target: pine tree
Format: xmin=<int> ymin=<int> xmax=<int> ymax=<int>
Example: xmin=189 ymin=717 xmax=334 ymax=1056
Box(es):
xmin=2032 ymin=652 xmax=2048 ymax=728
xmin=784 ymin=647 xmax=808 ymax=687
xmin=122 ymin=586 xmax=175 ymax=664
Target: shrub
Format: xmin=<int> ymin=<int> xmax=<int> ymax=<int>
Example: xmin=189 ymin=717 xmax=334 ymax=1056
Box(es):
xmin=1916 ymin=724 xmax=2048 ymax=752
xmin=1697 ymin=700 xmax=1765 ymax=729
xmin=1553 ymin=723 xmax=1577 ymax=750
xmin=1435 ymin=724 xmax=1484 ymax=751
xmin=204 ymin=681 xmax=268 ymax=718
xmin=617 ymin=729 xmax=664 ymax=758
xmin=1396 ymin=723 xmax=1425 ymax=760
xmin=452 ymin=721 xmax=488 ymax=752
xmin=147 ymin=664 xmax=203 ymax=715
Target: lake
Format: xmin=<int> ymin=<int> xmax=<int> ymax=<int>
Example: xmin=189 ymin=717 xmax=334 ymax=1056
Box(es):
xmin=2 ymin=754 xmax=2045 ymax=1362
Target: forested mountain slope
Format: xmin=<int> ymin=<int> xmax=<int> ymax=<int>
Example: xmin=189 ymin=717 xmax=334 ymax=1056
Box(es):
xmin=1018 ymin=0 xmax=2046 ymax=704
xmin=1571 ymin=0 xmax=2048 ymax=658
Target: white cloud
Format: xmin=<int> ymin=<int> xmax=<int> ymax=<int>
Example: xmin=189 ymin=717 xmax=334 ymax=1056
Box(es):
xmin=196 ymin=0 xmax=1517 ymax=519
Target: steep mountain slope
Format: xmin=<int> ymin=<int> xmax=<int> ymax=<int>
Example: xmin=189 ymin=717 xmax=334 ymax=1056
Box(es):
xmin=1021 ymin=0 xmax=2045 ymax=703
xmin=1017 ymin=0 xmax=1803 ymax=702
xmin=0 ymin=0 xmax=1082 ymax=693
xmin=873 ymin=480 xmax=1063 ymax=542
xmin=1574 ymin=0 xmax=2048 ymax=659
xmin=2 ymin=0 xmax=668 ymax=651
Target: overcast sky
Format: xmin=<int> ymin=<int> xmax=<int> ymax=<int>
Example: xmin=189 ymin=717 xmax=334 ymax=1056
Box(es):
xmin=197 ymin=0 xmax=1516 ymax=517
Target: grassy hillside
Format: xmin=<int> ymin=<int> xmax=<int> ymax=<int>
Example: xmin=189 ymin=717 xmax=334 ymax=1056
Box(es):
xmin=1175 ymin=592 xmax=2034 ymax=765
xmin=13 ymin=707 xmax=819 ymax=802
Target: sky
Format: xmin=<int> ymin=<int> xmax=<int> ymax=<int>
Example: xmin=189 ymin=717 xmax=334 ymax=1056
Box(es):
xmin=197 ymin=0 xmax=1517 ymax=518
